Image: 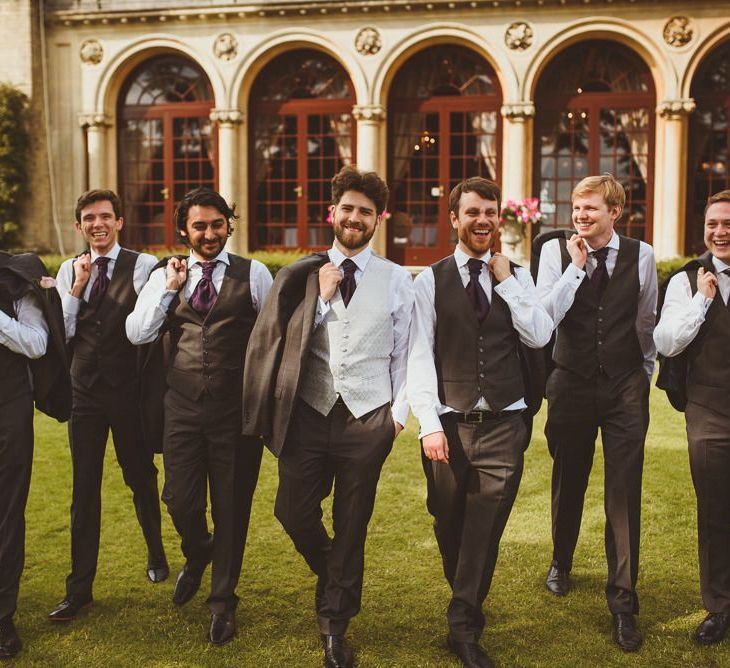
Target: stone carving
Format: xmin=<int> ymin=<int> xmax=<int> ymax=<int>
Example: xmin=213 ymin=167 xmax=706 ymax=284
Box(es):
xmin=213 ymin=33 xmax=238 ymax=61
xmin=209 ymin=109 xmax=244 ymax=126
xmin=663 ymin=16 xmax=693 ymax=48
xmin=501 ymin=102 xmax=536 ymax=119
xmin=505 ymin=22 xmax=533 ymax=51
xmin=78 ymin=112 xmax=111 ymax=128
xmin=355 ymin=27 xmax=382 ymax=56
xmin=352 ymin=105 xmax=386 ymax=122
xmin=79 ymin=39 xmax=103 ymax=65
xmin=657 ymin=98 xmax=696 ymax=119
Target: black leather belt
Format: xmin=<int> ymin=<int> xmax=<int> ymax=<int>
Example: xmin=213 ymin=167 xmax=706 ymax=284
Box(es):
xmin=450 ymin=410 xmax=516 ymax=423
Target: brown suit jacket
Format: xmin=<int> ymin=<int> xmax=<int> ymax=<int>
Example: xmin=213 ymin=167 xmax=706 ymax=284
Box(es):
xmin=242 ymin=252 xmax=328 ymax=456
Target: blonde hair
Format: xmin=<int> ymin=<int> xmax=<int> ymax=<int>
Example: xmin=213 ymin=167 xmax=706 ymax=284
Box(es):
xmin=572 ymin=174 xmax=626 ymax=210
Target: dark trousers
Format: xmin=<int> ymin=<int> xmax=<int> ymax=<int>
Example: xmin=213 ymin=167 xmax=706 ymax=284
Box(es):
xmin=0 ymin=393 xmax=33 ymax=621
xmin=66 ymin=376 xmax=165 ymax=598
xmin=686 ymin=401 xmax=730 ymax=613
xmin=161 ymin=388 xmax=263 ymax=614
xmin=422 ymin=411 xmax=525 ymax=642
xmin=545 ymin=366 xmax=649 ymax=614
xmin=275 ymin=399 xmax=394 ymax=635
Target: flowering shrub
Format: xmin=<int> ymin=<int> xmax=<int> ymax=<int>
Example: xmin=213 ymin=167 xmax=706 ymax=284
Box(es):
xmin=500 ymin=197 xmax=542 ymax=232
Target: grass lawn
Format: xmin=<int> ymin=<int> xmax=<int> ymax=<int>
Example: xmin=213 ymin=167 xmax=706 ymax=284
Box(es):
xmin=13 ymin=384 xmax=729 ymax=667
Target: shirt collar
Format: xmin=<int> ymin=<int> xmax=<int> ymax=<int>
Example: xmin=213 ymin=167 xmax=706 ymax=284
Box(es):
xmin=585 ymin=231 xmax=619 ymax=254
xmin=188 ymin=249 xmax=230 ymax=268
xmin=90 ymin=243 xmax=120 ymax=263
xmin=454 ymin=246 xmax=491 ymax=268
xmin=328 ymin=245 xmax=372 ymax=272
xmin=712 ymin=255 xmax=730 ymax=273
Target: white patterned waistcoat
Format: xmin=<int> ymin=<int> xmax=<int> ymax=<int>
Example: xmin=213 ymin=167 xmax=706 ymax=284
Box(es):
xmin=298 ymin=254 xmax=395 ymax=418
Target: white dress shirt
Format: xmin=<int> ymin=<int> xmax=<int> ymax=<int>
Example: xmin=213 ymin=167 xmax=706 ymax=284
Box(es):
xmin=654 ymin=255 xmax=730 ymax=357
xmin=408 ymin=247 xmax=554 ymax=438
xmin=56 ymin=243 xmax=158 ymax=341
xmin=0 ymin=292 xmax=49 ymax=359
xmin=125 ymin=249 xmax=273 ymax=345
xmin=536 ymin=231 xmax=657 ymax=378
xmin=316 ymin=245 xmax=415 ymax=427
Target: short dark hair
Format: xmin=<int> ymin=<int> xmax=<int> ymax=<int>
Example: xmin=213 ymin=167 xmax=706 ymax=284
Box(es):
xmin=331 ymin=165 xmax=389 ymax=214
xmin=448 ymin=177 xmax=501 ymax=216
xmin=174 ymin=187 xmax=237 ymax=244
xmin=75 ymin=189 xmax=122 ymax=222
xmin=705 ymin=189 xmax=730 ymax=216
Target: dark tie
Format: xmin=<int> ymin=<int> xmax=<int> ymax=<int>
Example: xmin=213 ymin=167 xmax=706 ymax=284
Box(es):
xmin=189 ymin=261 xmax=218 ymax=317
xmin=590 ymin=247 xmax=610 ymax=298
xmin=88 ymin=256 xmax=110 ymax=308
xmin=340 ymin=258 xmax=357 ymax=307
xmin=724 ymin=269 xmax=730 ymax=310
xmin=465 ymin=258 xmax=490 ymax=322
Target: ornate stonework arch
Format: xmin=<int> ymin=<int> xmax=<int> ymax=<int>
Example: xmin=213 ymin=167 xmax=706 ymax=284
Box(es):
xmin=94 ymin=35 xmax=224 ymax=117
xmin=372 ymin=24 xmax=517 ymax=108
xmin=682 ymin=25 xmax=730 ymax=99
xmin=231 ymin=29 xmax=367 ymax=111
xmin=523 ymin=19 xmax=672 ymax=103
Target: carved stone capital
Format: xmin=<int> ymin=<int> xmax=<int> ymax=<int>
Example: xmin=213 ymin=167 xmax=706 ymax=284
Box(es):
xmin=209 ymin=109 xmax=244 ymax=126
xmin=657 ymin=98 xmax=696 ymax=119
xmin=663 ymin=16 xmax=693 ymax=48
xmin=352 ymin=105 xmax=386 ymax=122
xmin=78 ymin=112 xmax=111 ymax=129
xmin=501 ymin=102 xmax=535 ymax=120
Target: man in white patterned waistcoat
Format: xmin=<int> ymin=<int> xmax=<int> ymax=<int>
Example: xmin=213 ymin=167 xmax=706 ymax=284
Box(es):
xmin=244 ymin=166 xmax=414 ymax=668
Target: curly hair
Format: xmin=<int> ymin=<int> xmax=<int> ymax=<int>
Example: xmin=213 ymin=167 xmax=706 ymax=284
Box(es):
xmin=331 ymin=165 xmax=389 ymax=214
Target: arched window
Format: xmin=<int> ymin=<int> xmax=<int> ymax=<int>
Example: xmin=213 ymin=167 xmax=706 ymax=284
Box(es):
xmin=117 ymin=55 xmax=215 ymax=248
xmin=687 ymin=41 xmax=730 ymax=254
xmin=534 ymin=41 xmax=655 ymax=241
xmin=388 ymin=45 xmax=501 ymax=265
xmin=250 ymin=50 xmax=355 ymax=249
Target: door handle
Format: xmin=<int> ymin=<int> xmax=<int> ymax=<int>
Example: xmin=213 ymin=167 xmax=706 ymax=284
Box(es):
xmin=294 ymin=185 xmax=303 ymax=198
xmin=160 ymin=187 xmax=170 ymax=200
xmin=430 ymin=185 xmax=445 ymax=198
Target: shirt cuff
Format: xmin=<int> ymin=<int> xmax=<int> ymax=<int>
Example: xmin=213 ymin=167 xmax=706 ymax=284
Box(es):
xmin=159 ymin=290 xmax=178 ymax=311
xmin=493 ymin=274 xmax=522 ymax=300
xmin=694 ymin=290 xmax=713 ymax=316
xmin=563 ymin=263 xmax=585 ymax=283
xmin=62 ymin=292 xmax=81 ymax=316
xmin=416 ymin=410 xmax=444 ymax=439
xmin=391 ymin=401 xmax=409 ymax=428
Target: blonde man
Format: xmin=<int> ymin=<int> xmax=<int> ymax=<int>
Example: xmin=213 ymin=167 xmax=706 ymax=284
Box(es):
xmin=536 ymin=174 xmax=657 ymax=651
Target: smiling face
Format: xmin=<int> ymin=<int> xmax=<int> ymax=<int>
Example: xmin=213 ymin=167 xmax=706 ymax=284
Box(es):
xmin=571 ymin=191 xmax=621 ymax=249
xmin=76 ymin=200 xmax=123 ymax=255
xmin=331 ymin=190 xmax=382 ymax=255
xmin=183 ymin=205 xmax=230 ymax=261
xmin=450 ymin=190 xmax=499 ymax=257
xmin=704 ymin=201 xmax=730 ymax=263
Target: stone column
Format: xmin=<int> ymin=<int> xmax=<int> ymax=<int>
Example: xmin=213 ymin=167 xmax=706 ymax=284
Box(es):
xmin=210 ymin=108 xmax=245 ymax=253
xmin=500 ymin=102 xmax=535 ymax=266
xmin=79 ymin=113 xmax=111 ymax=190
xmin=353 ymin=104 xmax=387 ymax=255
xmin=654 ymin=99 xmax=695 ymax=259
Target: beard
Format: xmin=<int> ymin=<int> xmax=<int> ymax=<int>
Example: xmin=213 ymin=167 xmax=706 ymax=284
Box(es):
xmin=191 ymin=236 xmax=226 ymax=260
xmin=457 ymin=225 xmax=494 ymax=255
xmin=333 ymin=219 xmax=375 ymax=251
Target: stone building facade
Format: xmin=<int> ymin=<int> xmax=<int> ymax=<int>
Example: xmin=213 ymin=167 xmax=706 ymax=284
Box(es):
xmin=2 ymin=0 xmax=729 ymax=263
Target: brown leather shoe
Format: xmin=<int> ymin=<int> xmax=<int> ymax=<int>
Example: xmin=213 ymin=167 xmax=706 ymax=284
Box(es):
xmin=0 ymin=617 xmax=21 ymax=659
xmin=695 ymin=611 xmax=730 ymax=646
xmin=48 ymin=594 xmax=93 ymax=622
xmin=545 ymin=563 xmax=570 ymax=596
xmin=612 ymin=613 xmax=643 ymax=652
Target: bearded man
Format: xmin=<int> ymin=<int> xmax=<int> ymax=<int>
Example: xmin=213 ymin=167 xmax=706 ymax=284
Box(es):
xmin=242 ymin=166 xmax=414 ymax=668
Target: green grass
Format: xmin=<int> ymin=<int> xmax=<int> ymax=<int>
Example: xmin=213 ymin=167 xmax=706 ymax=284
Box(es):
xmin=13 ymin=384 xmax=729 ymax=666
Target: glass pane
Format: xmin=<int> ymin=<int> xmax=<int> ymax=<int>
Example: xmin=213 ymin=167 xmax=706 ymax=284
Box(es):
xmin=122 ymin=56 xmax=212 ymax=105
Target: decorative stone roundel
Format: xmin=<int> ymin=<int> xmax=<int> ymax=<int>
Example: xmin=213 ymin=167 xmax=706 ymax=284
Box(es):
xmin=663 ymin=16 xmax=693 ymax=48
xmin=505 ymin=22 xmax=533 ymax=51
xmin=355 ymin=27 xmax=382 ymax=56
xmin=213 ymin=33 xmax=238 ymax=61
xmin=79 ymin=39 xmax=103 ymax=65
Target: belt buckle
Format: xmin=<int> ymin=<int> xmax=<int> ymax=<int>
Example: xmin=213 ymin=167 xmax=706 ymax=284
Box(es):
xmin=464 ymin=411 xmax=483 ymax=424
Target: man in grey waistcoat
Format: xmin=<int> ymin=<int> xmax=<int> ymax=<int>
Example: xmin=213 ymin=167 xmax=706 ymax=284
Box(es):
xmin=243 ymin=166 xmax=414 ymax=668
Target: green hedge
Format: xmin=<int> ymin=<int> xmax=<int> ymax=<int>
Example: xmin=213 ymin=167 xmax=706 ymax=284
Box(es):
xmin=656 ymin=256 xmax=696 ymax=287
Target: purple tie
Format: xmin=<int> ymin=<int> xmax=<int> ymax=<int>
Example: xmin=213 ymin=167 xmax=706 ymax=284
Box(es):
xmin=466 ymin=258 xmax=490 ymax=322
xmin=340 ymin=259 xmax=357 ymax=307
xmin=88 ymin=256 xmax=110 ymax=308
xmin=590 ymin=247 xmax=609 ymax=298
xmin=189 ymin=261 xmax=218 ymax=317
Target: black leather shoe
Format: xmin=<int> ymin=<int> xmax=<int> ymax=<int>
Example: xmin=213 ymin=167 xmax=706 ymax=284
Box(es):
xmin=612 ymin=613 xmax=643 ymax=652
xmin=147 ymin=561 xmax=170 ymax=584
xmin=172 ymin=562 xmax=208 ymax=606
xmin=0 ymin=617 xmax=22 ymax=659
xmin=209 ymin=611 xmax=236 ymax=646
xmin=695 ymin=611 xmax=730 ymax=645
xmin=447 ymin=636 xmax=494 ymax=668
xmin=48 ymin=594 xmax=93 ymax=622
xmin=320 ymin=633 xmax=353 ymax=668
xmin=545 ymin=563 xmax=570 ymax=596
